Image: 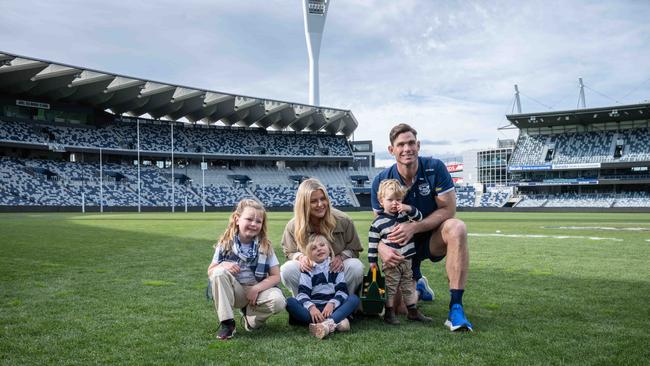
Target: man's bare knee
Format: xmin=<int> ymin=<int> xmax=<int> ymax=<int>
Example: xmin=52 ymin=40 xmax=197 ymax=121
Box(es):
xmin=444 ymin=218 xmax=467 ymax=242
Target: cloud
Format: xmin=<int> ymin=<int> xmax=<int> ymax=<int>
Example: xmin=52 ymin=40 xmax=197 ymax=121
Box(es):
xmin=459 ymin=139 xmax=478 ymax=144
xmin=1 ymin=0 xmax=649 ymax=159
xmin=420 ymin=139 xmax=451 ymax=146
xmin=400 ymin=91 xmax=431 ymax=104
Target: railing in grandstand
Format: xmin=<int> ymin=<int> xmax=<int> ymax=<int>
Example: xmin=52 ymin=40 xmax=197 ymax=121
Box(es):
xmin=510 ymin=128 xmax=650 ymax=166
xmin=0 ymin=118 xmax=353 ymax=158
xmin=0 ymin=157 xmax=360 ymax=208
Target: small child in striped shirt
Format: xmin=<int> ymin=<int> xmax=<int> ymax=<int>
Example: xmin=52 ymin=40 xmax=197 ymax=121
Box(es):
xmin=368 ymin=179 xmax=431 ymax=325
xmin=285 ymin=234 xmax=360 ymax=339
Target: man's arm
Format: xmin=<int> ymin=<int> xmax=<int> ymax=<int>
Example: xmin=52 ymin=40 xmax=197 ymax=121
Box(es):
xmin=419 ymin=189 xmax=457 ymax=231
xmin=386 ymin=190 xmax=457 ymax=245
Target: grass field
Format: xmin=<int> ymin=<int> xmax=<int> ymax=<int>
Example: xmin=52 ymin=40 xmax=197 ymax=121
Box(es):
xmin=1 ymin=211 xmax=649 ymax=365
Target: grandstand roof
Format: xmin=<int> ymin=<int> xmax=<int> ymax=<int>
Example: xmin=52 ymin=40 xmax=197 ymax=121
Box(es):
xmin=505 ymin=102 xmax=650 ymax=129
xmin=0 ymin=51 xmax=358 ymax=137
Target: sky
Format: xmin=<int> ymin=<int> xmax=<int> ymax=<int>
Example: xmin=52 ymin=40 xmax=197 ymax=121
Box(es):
xmin=1 ymin=0 xmax=649 ymax=167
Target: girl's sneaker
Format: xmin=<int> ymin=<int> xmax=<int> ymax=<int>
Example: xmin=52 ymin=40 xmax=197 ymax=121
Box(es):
xmin=217 ymin=319 xmax=236 ymax=340
xmin=240 ymin=307 xmax=254 ymax=332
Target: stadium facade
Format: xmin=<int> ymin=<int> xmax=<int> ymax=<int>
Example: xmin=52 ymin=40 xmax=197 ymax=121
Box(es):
xmin=1 ymin=51 xmax=649 ymax=211
xmin=0 ymin=51 xmax=376 ymax=211
xmin=505 ymin=103 xmax=650 ymax=209
xmin=450 ymin=105 xmax=650 ymax=210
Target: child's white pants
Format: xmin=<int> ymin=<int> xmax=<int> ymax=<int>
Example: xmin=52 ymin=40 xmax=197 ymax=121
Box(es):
xmin=210 ymin=267 xmax=286 ymax=328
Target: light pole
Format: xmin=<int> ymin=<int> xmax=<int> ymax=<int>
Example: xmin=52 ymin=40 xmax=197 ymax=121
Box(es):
xmin=137 ymin=118 xmax=141 ymax=212
xmin=99 ymin=147 xmax=103 ymax=213
xmin=201 ymin=155 xmax=206 ymax=213
xmin=302 ymin=0 xmax=330 ymax=106
xmin=171 ymin=123 xmax=175 ymax=213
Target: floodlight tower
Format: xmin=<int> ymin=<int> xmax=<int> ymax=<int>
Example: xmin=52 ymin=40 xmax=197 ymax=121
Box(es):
xmin=302 ymin=0 xmax=330 ymax=106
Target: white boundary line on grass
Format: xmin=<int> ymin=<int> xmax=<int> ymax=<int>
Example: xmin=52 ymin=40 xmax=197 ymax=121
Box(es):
xmin=542 ymin=226 xmax=650 ymax=232
xmin=468 ymin=233 xmax=623 ymax=242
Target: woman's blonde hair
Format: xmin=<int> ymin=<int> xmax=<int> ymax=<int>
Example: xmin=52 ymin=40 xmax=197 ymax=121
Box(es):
xmin=293 ymin=178 xmax=336 ymax=253
xmin=217 ymin=199 xmax=271 ymax=255
xmin=305 ymin=233 xmax=334 ymax=261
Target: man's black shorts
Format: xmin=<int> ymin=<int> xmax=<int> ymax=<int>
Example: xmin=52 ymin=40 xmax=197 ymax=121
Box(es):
xmin=411 ymin=231 xmax=445 ymax=280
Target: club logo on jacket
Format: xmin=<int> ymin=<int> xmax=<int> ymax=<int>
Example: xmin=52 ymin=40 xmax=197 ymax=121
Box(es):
xmin=418 ymin=183 xmax=431 ymax=196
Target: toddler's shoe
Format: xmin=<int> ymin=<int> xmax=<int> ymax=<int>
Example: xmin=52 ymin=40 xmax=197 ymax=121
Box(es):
xmin=407 ymin=307 xmax=432 ymax=322
xmin=309 ymin=318 xmax=336 ymax=339
xmin=336 ymin=318 xmax=350 ymax=332
xmin=383 ymin=307 xmax=400 ymax=325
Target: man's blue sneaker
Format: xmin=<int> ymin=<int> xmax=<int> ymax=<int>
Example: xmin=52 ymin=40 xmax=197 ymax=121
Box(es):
xmin=416 ymin=276 xmax=435 ymax=301
xmin=444 ymin=303 xmax=473 ymax=332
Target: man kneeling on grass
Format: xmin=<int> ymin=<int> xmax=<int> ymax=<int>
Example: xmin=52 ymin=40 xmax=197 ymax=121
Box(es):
xmin=372 ymin=123 xmax=473 ymax=332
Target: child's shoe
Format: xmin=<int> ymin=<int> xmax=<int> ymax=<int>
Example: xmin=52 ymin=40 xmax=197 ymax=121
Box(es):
xmin=335 ymin=318 xmax=350 ymax=332
xmin=240 ymin=307 xmax=255 ymax=332
xmin=407 ymin=307 xmax=432 ymax=322
xmin=309 ymin=318 xmax=336 ymax=339
xmin=383 ymin=307 xmax=400 ymax=325
xmin=216 ymin=319 xmax=236 ymax=340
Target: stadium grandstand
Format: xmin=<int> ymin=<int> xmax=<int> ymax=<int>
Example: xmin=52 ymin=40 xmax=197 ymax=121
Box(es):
xmin=0 ymin=51 xmax=377 ymax=211
xmin=1 ymin=51 xmax=649 ymax=211
xmin=503 ymin=102 xmax=650 ymax=209
xmin=452 ymin=102 xmax=650 ymax=210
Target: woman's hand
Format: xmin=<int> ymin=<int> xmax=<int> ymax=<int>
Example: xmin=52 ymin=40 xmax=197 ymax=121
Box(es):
xmin=330 ymin=255 xmax=344 ymax=273
xmin=322 ymin=302 xmax=335 ymax=318
xmin=298 ymin=254 xmax=313 ymax=272
xmin=246 ymin=285 xmax=260 ymax=306
xmin=220 ymin=261 xmax=240 ymax=275
xmin=309 ymin=305 xmax=324 ymax=323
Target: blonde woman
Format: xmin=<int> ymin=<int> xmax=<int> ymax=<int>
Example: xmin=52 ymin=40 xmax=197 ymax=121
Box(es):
xmin=280 ymin=178 xmax=364 ymax=297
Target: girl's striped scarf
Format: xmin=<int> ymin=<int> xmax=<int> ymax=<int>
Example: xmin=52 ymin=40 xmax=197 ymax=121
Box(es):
xmin=216 ymin=235 xmax=270 ymax=282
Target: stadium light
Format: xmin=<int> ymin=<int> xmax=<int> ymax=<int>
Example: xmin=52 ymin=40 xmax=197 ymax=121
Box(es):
xmin=302 ymin=0 xmax=330 ymax=106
